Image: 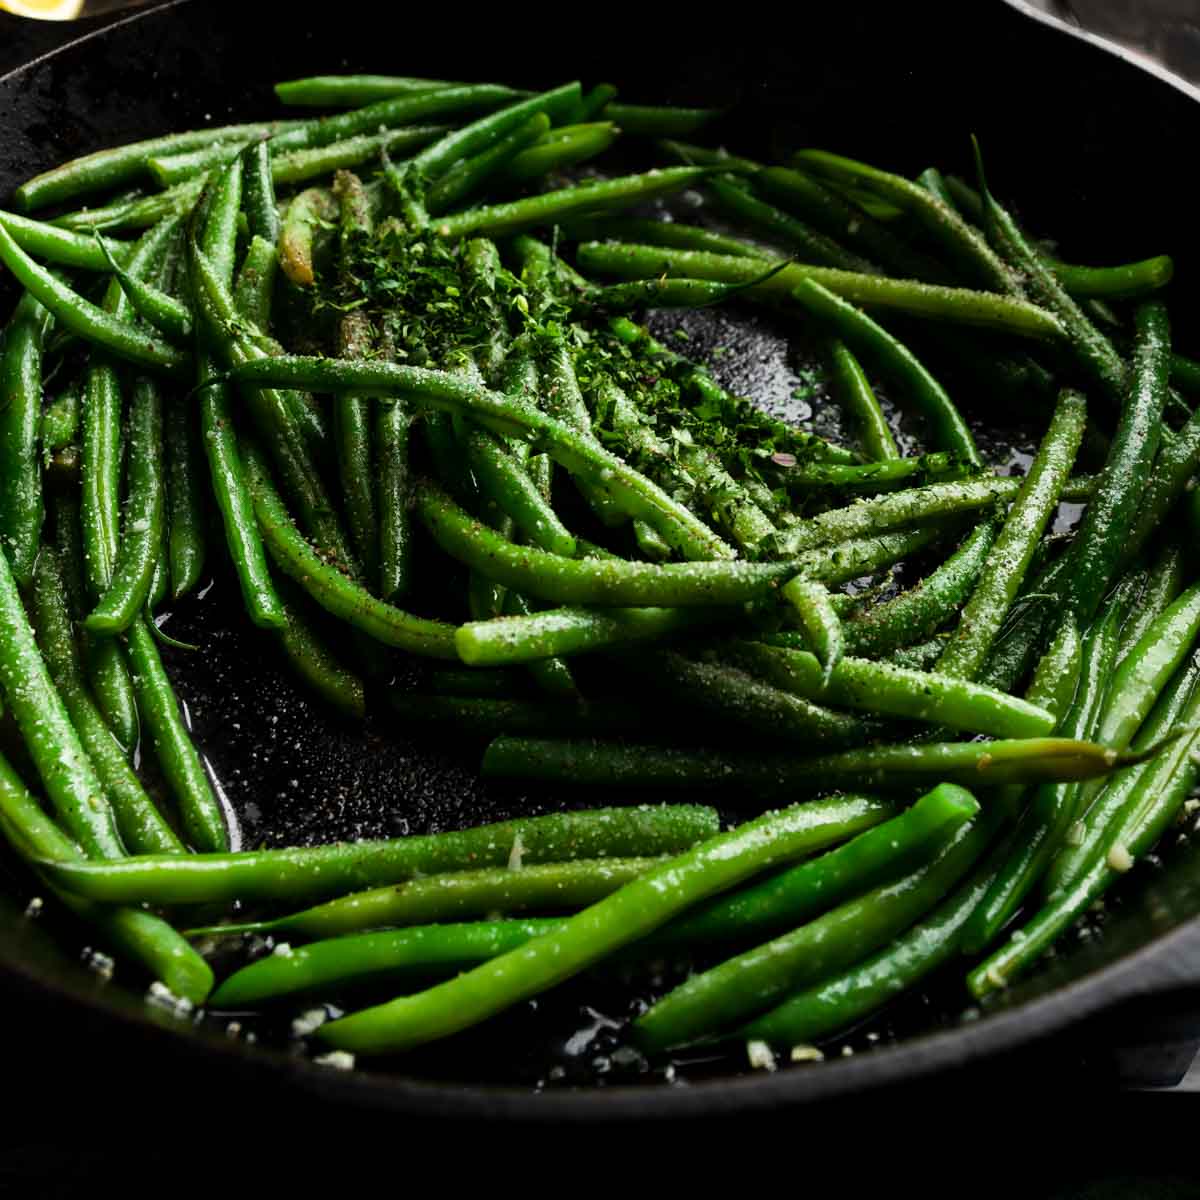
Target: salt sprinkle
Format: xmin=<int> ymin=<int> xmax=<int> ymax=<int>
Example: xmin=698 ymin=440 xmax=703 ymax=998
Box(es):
xmin=313 ymin=1050 xmax=355 ymax=1071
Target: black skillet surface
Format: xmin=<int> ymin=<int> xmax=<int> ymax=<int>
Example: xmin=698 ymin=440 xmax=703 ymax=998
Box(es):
xmin=5 ymin=0 xmax=1200 ymax=1139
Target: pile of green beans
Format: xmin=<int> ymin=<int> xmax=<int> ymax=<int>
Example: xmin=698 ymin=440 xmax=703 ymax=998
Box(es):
xmin=2 ymin=71 xmax=1194 ymax=1079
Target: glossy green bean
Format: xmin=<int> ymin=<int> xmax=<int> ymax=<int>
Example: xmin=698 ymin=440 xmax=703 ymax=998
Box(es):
xmin=97 ymin=234 xmax=193 ymax=343
xmin=935 ymin=388 xmax=1087 ymax=679
xmin=0 ymin=291 xmax=53 ymax=585
xmin=53 ymin=175 xmax=208 ymax=233
xmin=601 ymin=103 xmax=722 ymax=135
xmin=828 ymin=338 xmax=898 ymax=462
xmin=575 ymin=242 xmax=1063 ymax=341
xmin=426 ymin=114 xmax=550 ymax=214
xmin=42 ymin=805 xmax=721 ymax=907
xmin=241 ymin=139 xmax=280 ymax=245
xmin=41 ymin=380 xmax=81 ymax=456
xmin=273 ymin=75 xmax=466 ymax=107
xmin=483 ymin=733 xmax=1135 ymax=799
xmin=13 ymin=119 xmax=302 ymax=210
xmin=501 ymin=121 xmax=619 ymax=183
xmin=434 ymin=167 xmax=711 ymax=240
xmin=164 ymin=392 xmax=206 ymax=599
xmin=0 ymin=210 xmax=132 ymax=269
xmin=278 ymin=187 xmax=336 ymax=287
xmin=729 ymin=641 xmax=1054 ymax=738
xmin=83 ymin=377 xmax=165 ymax=635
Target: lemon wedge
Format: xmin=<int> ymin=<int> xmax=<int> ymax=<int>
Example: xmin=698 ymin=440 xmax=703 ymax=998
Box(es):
xmin=0 ymin=0 xmax=85 ymax=19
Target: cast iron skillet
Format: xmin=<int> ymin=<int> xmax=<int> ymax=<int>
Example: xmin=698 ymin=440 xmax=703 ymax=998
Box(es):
xmin=3 ymin=0 xmax=1200 ymax=1124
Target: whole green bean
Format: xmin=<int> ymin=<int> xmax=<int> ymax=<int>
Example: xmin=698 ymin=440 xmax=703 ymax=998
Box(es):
xmin=241 ymin=139 xmax=280 ymax=245
xmin=273 ymin=75 xmax=467 ymax=107
xmin=278 ymin=187 xmax=336 ymax=287
xmin=728 ymin=641 xmax=1054 ymax=738
xmin=164 ymin=393 xmax=206 ymax=600
xmin=935 ymin=388 xmax=1087 ymax=679
xmin=828 ymin=338 xmax=899 ymax=462
xmin=42 ymin=805 xmax=721 ymax=907
xmin=434 ymin=167 xmax=712 ymax=240
xmin=501 ymin=121 xmax=619 ymax=183
xmin=0 ymin=210 xmax=132 ymax=269
xmin=781 ymin=576 xmax=844 ymax=677
xmin=575 ymin=242 xmax=1063 ymax=341
xmin=125 ymin=618 xmax=227 ymax=853
xmin=1064 ymin=302 xmax=1170 ymax=622
xmin=1115 ymin=543 xmax=1185 ymax=671
xmin=0 ymin=291 xmax=53 ymax=585
xmin=14 ymin=119 xmax=302 ymax=210
xmin=53 ymin=175 xmax=208 ymax=234
xmin=600 ymin=103 xmax=722 ymax=135
xmin=83 ymin=376 xmax=165 ymax=635
xmin=456 ymin=604 xmax=723 ymax=666
xmin=198 ymin=857 xmax=659 ymax=942
xmin=315 ymin=794 xmax=906 ymax=1055
xmin=426 ymin=114 xmax=551 ymax=214
xmin=376 ymin=396 xmax=412 ymax=603
xmin=41 ymin=380 xmax=81 ymax=457
xmin=481 ymin=734 xmax=1137 ymax=797
xmin=97 ymin=234 xmax=193 ymax=343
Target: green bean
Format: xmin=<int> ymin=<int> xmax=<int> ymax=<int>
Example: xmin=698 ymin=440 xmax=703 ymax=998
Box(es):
xmin=960 ymin=591 xmax=1125 ymax=954
xmin=374 ymin=392 xmax=413 ymax=603
xmin=0 ymin=226 xmax=188 ymax=377
xmin=578 ymin=83 xmax=619 ymax=121
xmin=279 ymin=187 xmax=336 ymax=287
xmin=502 ymin=121 xmax=620 ymax=183
xmin=314 ymin=793 xmax=902 ymax=1055
xmin=96 ymin=233 xmax=193 ymax=343
xmin=793 ymin=148 xmax=1020 ymax=294
xmin=497 ymin=592 xmax=579 ymax=699
xmin=578 ymin=241 xmax=1062 ymax=341
xmin=935 ymin=388 xmax=1087 ymax=679
xmin=781 ymin=451 xmax=972 ymax=503
xmin=828 ymin=338 xmax=898 ymax=462
xmin=229 ymin=353 xmax=731 ymax=561
xmin=14 ymin=120 xmax=302 ymax=210
xmin=241 ymin=439 xmax=457 ymax=657
xmin=765 ymin=473 xmax=1044 ymax=561
xmin=456 ymin=604 xmax=724 ymax=666
xmin=0 ymin=542 xmax=122 ymax=857
xmin=1048 ymin=648 xmax=1200 ymax=896
xmin=164 ymin=392 xmax=206 ymax=600
xmin=791 ymin=278 xmax=980 ymax=465
xmin=30 ymin=548 xmax=181 ymax=855
xmin=42 ymin=805 xmax=721 ymax=907
xmin=481 ymin=734 xmax=1135 ymax=798
xmin=600 ymin=103 xmax=722 ymax=135
xmin=729 ymin=640 xmax=1054 ymax=738
xmin=201 ymin=856 xmax=660 ymax=944
xmin=780 ymin=577 xmax=844 ymax=678
xmin=420 ymin=479 xmax=929 ymax=608
xmin=635 ymin=789 xmax=988 ymax=1051
xmin=273 ymin=75 xmax=469 ymax=107
xmin=564 ymin=215 xmax=763 ymax=259
xmin=0 ymin=749 xmax=212 ymax=1003
xmin=824 ymin=520 xmax=999 ymax=659
xmin=740 ymin=828 xmax=1008 ymax=1046
xmin=1122 ymin=406 xmax=1200 ymax=571
xmin=1025 ymin=617 xmax=1083 ymax=723
xmin=231 ymin=235 xmax=277 ymax=333
xmin=241 ymin=139 xmax=280 ymax=245
xmin=194 ymin=246 xmax=288 ymax=631
xmin=1115 ymin=542 xmax=1185 ymax=672
xmin=0 ymin=210 xmax=133 ymax=269
xmin=125 ymin=618 xmax=226 ymax=853
xmin=41 ymin=380 xmax=81 ymax=457
xmin=434 ymin=167 xmax=712 ymax=240
xmin=271 ymin=591 xmax=366 ymax=719
xmin=53 ymin=175 xmax=208 ymax=234
xmin=969 ymin=686 xmax=1200 ymax=997
xmin=426 ymin=114 xmax=551 ymax=214
xmin=0 ymin=291 xmax=53 ymax=585
xmin=885 ymin=637 xmax=947 ymax=671
xmin=707 ymin=174 xmax=877 ymax=272
xmin=83 ymin=377 xmax=165 ymax=636
xmin=1064 ymin=303 xmax=1170 ymax=622
xmin=642 ymin=651 xmax=873 ymax=748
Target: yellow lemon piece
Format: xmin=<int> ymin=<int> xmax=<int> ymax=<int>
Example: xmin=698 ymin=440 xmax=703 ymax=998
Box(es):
xmin=0 ymin=0 xmax=85 ymax=18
